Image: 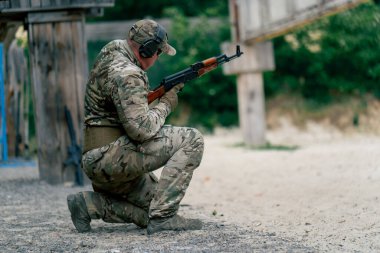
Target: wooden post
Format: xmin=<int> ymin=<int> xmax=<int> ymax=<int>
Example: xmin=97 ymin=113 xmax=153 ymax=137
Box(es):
xmin=222 ymin=42 xmax=274 ymax=147
xmin=27 ymin=11 xmax=87 ymax=184
xmin=237 ymin=73 xmax=266 ymax=146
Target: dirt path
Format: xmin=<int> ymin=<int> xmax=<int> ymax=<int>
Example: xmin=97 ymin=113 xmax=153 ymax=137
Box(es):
xmin=185 ymin=127 xmax=380 ymax=252
xmin=1 ymin=125 xmax=379 ymax=252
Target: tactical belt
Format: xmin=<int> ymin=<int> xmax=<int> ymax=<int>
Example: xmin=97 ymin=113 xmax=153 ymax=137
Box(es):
xmin=83 ymin=126 xmax=125 ymax=154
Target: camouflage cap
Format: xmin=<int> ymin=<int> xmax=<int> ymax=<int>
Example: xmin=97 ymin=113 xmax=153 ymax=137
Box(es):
xmin=129 ymin=19 xmax=176 ymax=56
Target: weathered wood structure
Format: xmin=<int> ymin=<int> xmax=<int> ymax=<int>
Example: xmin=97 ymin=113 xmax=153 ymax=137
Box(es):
xmin=223 ymin=0 xmax=369 ymax=147
xmin=0 ymin=0 xmax=114 ymax=184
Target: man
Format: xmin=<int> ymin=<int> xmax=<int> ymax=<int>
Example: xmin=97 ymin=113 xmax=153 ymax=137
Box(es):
xmin=67 ymin=19 xmax=204 ymax=234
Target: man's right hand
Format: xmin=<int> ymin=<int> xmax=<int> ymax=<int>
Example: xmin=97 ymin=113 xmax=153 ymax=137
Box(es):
xmin=159 ymin=83 xmax=184 ymax=110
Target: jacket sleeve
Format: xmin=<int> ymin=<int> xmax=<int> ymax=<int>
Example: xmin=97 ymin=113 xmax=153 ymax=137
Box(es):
xmin=111 ymin=72 xmax=171 ymax=142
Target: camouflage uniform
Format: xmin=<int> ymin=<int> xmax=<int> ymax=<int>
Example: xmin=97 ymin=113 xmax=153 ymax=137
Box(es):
xmin=77 ymin=20 xmax=204 ymax=228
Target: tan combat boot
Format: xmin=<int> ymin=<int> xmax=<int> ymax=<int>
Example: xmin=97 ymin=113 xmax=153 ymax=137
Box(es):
xmin=147 ymin=215 xmax=203 ymax=235
xmin=67 ymin=193 xmax=92 ymax=233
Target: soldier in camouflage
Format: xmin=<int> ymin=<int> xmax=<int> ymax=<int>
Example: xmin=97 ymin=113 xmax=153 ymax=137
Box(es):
xmin=67 ymin=19 xmax=204 ymax=234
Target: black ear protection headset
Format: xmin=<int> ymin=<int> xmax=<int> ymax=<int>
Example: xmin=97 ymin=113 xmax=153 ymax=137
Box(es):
xmin=132 ymin=23 xmax=166 ymax=58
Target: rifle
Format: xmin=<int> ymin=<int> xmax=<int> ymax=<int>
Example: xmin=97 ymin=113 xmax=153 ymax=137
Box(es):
xmin=63 ymin=106 xmax=84 ymax=186
xmin=148 ymin=45 xmax=243 ymax=104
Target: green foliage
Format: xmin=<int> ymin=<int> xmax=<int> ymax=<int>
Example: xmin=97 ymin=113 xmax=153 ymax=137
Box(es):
xmin=146 ymin=8 xmax=238 ymax=131
xmin=87 ymin=41 xmax=108 ymax=69
xmin=265 ymin=3 xmax=380 ymax=104
xmin=88 ymin=0 xmax=228 ymax=22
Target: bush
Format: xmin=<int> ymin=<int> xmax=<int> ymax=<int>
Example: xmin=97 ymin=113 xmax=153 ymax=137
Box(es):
xmin=265 ymin=2 xmax=380 ymax=104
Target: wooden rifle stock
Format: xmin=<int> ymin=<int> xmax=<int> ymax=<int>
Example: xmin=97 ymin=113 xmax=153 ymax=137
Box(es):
xmin=148 ymin=85 xmax=165 ymax=104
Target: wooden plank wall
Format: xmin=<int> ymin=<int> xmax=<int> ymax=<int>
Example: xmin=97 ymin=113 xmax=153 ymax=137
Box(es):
xmin=28 ymin=12 xmax=87 ymax=184
xmin=84 ymin=18 xmax=222 ymax=42
xmin=0 ymin=1 xmax=10 ymax=9
xmin=8 ymin=0 xmax=114 ymax=9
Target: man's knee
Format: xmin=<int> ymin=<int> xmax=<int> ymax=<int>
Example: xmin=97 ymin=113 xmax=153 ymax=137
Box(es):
xmin=185 ymin=128 xmax=204 ymax=167
xmin=190 ymin=128 xmax=204 ymax=152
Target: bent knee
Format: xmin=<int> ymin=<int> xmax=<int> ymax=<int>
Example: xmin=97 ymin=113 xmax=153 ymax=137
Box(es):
xmin=186 ymin=128 xmax=204 ymax=167
xmin=188 ymin=128 xmax=204 ymax=152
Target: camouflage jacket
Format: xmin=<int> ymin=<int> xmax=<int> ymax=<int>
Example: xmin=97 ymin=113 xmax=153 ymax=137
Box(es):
xmin=84 ymin=40 xmax=171 ymax=142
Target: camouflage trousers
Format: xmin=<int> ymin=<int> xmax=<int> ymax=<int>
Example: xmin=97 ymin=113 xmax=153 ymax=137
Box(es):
xmin=80 ymin=125 xmax=204 ymax=226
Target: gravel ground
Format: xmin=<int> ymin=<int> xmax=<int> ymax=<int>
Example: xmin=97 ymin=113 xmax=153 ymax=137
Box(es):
xmin=1 ymin=125 xmax=379 ymax=252
xmin=0 ymin=168 xmax=313 ymax=253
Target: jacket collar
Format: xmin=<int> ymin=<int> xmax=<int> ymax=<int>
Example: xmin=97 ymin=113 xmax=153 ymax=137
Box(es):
xmin=122 ymin=40 xmax=142 ymax=69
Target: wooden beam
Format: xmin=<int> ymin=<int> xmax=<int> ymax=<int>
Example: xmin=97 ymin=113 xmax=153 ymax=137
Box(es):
xmin=0 ymin=1 xmax=10 ymax=9
xmin=9 ymin=0 xmax=21 ymax=8
xmin=1 ymin=0 xmax=114 ymax=13
xmin=28 ymin=22 xmax=63 ymax=184
xmin=243 ymin=0 xmax=371 ymax=44
xmin=222 ymin=41 xmax=274 ymax=147
xmin=30 ymin=0 xmax=42 ymax=8
xmin=27 ymin=11 xmax=82 ymax=23
xmin=55 ymin=20 xmax=84 ymax=182
xmin=237 ymin=73 xmax=266 ymax=147
xmin=70 ymin=18 xmax=87 ymax=132
xmin=28 ymin=12 xmax=88 ymax=184
xmin=222 ymin=42 xmax=275 ymax=74
xmin=40 ymin=0 xmax=50 ymax=8
xmin=19 ymin=0 xmax=30 ymax=8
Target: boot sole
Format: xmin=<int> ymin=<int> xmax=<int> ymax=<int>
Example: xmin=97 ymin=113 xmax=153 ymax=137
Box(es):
xmin=67 ymin=194 xmax=91 ymax=233
xmin=147 ymin=217 xmax=202 ymax=235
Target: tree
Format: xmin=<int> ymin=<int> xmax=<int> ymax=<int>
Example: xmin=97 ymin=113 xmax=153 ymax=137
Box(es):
xmin=265 ymin=2 xmax=380 ymax=103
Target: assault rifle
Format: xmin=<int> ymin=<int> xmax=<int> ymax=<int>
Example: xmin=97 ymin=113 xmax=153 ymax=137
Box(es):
xmin=63 ymin=106 xmax=84 ymax=186
xmin=148 ymin=45 xmax=243 ymax=104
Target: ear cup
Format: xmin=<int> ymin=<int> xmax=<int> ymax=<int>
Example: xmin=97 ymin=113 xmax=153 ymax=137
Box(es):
xmin=139 ymin=39 xmax=158 ymax=58
xmin=139 ymin=24 xmax=166 ymax=58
